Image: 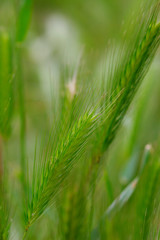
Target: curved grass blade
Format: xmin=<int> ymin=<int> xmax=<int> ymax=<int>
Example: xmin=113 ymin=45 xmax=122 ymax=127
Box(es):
xmin=16 ymin=0 xmax=32 ymax=42
xmin=0 ymin=29 xmax=13 ymax=138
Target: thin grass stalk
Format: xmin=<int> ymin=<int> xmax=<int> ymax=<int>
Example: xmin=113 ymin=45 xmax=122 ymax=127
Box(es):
xmin=16 ymin=45 xmax=27 ymax=202
xmin=142 ymin=161 xmax=160 ymax=239
xmin=0 ymin=136 xmax=3 ymax=183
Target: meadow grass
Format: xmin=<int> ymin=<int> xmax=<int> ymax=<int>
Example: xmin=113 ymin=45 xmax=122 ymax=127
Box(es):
xmin=0 ymin=0 xmax=160 ymax=239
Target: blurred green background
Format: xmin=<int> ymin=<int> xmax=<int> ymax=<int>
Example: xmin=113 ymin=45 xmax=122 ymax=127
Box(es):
xmin=1 ymin=0 xmax=160 ymax=239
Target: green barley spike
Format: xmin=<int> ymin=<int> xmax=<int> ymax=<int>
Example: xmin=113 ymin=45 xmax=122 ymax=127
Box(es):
xmin=103 ymin=22 xmax=160 ymax=151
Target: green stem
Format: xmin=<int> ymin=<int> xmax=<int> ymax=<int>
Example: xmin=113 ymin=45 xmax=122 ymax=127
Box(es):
xmin=17 ymin=45 xmax=27 ymax=196
xmin=0 ymin=135 xmax=3 ymax=183
xmin=23 ymin=230 xmax=28 ymax=240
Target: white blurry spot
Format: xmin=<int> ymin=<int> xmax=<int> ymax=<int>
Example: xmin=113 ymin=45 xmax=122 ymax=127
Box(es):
xmin=45 ymin=14 xmax=77 ymax=47
xmin=145 ymin=144 xmax=152 ymax=152
xmin=66 ymin=50 xmax=83 ymax=99
xmin=30 ymin=37 xmax=51 ymax=63
xmin=123 ymin=115 xmax=132 ymax=130
xmin=29 ymin=13 xmax=81 ymax=104
xmin=67 ymin=77 xmax=76 ymax=99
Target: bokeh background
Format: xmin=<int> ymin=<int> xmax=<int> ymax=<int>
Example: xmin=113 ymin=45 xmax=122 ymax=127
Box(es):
xmin=1 ymin=0 xmax=160 ymax=239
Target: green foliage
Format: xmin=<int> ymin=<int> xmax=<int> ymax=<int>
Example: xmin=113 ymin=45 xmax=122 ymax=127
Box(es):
xmin=0 ymin=0 xmax=160 ymax=239
xmin=112 ymin=149 xmax=160 ymax=240
xmin=16 ymin=0 xmax=32 ymax=42
xmin=0 ymin=29 xmax=13 ymax=137
xmin=0 ymin=189 xmax=10 ymax=240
